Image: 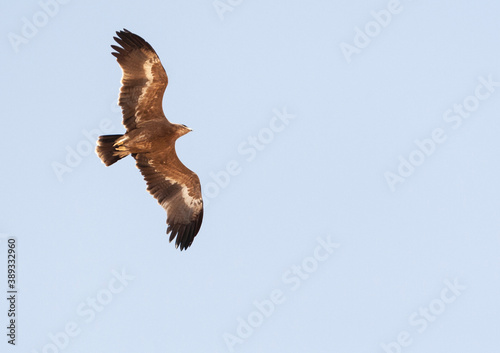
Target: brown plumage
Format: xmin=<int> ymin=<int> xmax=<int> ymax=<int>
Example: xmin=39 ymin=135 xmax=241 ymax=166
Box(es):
xmin=96 ymin=29 xmax=203 ymax=251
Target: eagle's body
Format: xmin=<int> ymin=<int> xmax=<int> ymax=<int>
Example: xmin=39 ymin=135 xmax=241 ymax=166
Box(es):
xmin=96 ymin=29 xmax=203 ymax=251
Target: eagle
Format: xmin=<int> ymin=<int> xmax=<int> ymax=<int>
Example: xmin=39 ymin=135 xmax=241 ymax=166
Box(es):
xmin=96 ymin=29 xmax=203 ymax=251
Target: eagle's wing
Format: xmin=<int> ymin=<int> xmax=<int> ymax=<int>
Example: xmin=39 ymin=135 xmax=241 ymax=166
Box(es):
xmin=111 ymin=29 xmax=169 ymax=131
xmin=134 ymin=153 xmax=204 ymax=250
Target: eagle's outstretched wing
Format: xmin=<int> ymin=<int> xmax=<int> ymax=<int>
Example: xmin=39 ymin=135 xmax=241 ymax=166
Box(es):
xmin=111 ymin=29 xmax=169 ymax=131
xmin=134 ymin=152 xmax=204 ymax=250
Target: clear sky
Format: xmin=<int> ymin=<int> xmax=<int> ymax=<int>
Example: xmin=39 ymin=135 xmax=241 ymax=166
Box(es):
xmin=1 ymin=0 xmax=500 ymax=352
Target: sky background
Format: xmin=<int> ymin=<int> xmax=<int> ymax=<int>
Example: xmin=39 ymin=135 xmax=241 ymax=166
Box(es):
xmin=1 ymin=0 xmax=500 ymax=352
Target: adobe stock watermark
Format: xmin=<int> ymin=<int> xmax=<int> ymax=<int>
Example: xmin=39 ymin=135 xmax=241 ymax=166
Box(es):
xmin=222 ymin=235 xmax=340 ymax=352
xmin=213 ymin=0 xmax=243 ymax=21
xmin=202 ymin=107 xmax=295 ymax=205
xmin=1 ymin=234 xmax=18 ymax=346
xmin=339 ymin=0 xmax=410 ymax=64
xmin=7 ymin=0 xmax=72 ymax=53
xmin=51 ymin=119 xmax=115 ymax=182
xmin=31 ymin=268 xmax=134 ymax=353
xmin=385 ymin=74 xmax=500 ymax=191
xmin=380 ymin=278 xmax=466 ymax=353
xmin=52 ymin=100 xmax=120 ymax=182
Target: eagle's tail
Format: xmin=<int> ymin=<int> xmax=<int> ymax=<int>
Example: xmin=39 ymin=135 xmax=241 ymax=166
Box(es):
xmin=96 ymin=134 xmax=129 ymax=166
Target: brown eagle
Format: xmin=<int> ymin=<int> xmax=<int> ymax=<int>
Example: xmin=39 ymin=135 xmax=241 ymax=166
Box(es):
xmin=96 ymin=29 xmax=203 ymax=251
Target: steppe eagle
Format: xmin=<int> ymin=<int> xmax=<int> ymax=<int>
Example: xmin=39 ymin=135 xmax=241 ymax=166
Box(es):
xmin=96 ymin=29 xmax=203 ymax=251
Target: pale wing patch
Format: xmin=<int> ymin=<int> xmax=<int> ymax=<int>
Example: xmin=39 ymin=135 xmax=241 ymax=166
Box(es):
xmin=143 ymin=57 xmax=154 ymax=81
xmin=135 ymin=58 xmax=155 ymax=123
xmin=160 ymin=177 xmax=202 ymax=222
xmin=180 ymin=185 xmax=203 ymax=208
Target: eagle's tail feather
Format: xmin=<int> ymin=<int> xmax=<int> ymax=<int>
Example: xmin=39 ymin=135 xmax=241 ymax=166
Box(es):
xmin=96 ymin=134 xmax=128 ymax=166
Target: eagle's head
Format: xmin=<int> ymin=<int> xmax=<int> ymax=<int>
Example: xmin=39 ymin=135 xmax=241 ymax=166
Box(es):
xmin=175 ymin=124 xmax=192 ymax=137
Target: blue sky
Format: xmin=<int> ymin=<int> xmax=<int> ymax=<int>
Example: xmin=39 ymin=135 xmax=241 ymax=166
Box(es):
xmin=1 ymin=0 xmax=500 ymax=352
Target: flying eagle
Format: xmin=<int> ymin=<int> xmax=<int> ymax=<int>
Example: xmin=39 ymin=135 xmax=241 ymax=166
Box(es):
xmin=96 ymin=29 xmax=203 ymax=251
